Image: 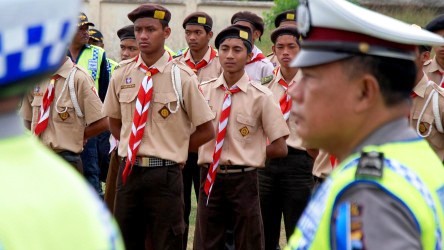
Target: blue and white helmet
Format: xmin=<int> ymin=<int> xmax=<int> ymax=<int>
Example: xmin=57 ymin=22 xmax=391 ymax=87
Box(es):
xmin=0 ymin=0 xmax=80 ymax=90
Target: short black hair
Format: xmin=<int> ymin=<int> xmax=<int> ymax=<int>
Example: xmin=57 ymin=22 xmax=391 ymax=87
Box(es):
xmin=341 ymin=55 xmax=417 ymax=107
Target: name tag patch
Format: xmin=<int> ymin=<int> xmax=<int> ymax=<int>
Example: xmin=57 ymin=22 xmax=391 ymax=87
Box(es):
xmin=88 ymin=59 xmax=98 ymax=70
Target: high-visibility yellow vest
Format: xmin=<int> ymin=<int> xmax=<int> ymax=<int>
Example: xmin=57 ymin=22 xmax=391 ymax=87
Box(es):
xmin=107 ymin=58 xmax=118 ymax=76
xmin=0 ymin=134 xmax=125 ymax=250
xmin=286 ymin=139 xmax=444 ymax=250
xmin=76 ymin=44 xmax=105 ymax=90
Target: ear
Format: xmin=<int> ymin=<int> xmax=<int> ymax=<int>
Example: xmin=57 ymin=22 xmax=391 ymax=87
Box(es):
xmin=421 ymin=51 xmax=431 ymax=63
xmin=353 ymin=73 xmax=380 ymax=113
xmin=253 ymin=30 xmax=261 ymax=41
xmin=272 ymin=44 xmax=276 ymax=54
xmin=247 ymin=51 xmax=254 ymax=62
xmin=208 ymin=31 xmax=213 ymax=39
xmin=164 ymin=26 xmax=171 ymax=39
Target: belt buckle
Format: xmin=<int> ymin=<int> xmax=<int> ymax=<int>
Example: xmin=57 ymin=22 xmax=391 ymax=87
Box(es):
xmin=139 ymin=157 xmax=150 ymax=167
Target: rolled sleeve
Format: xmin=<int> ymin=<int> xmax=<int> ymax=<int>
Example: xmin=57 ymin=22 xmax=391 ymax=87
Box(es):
xmin=103 ymin=72 xmax=122 ymax=120
xmin=182 ymin=72 xmax=215 ymax=126
xmin=261 ymin=93 xmax=290 ymax=142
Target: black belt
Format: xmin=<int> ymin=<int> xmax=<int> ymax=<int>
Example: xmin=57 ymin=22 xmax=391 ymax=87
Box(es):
xmin=204 ymin=164 xmax=256 ymax=174
xmin=121 ymin=156 xmax=177 ymax=168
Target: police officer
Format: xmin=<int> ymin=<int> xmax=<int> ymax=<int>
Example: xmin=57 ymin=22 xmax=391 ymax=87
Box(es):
xmin=285 ymin=0 xmax=444 ymax=249
xmin=68 ymin=12 xmax=109 ymax=196
xmin=89 ymin=28 xmax=119 ymax=76
xmin=259 ymin=26 xmax=314 ymax=250
xmin=194 ymin=24 xmax=289 ymax=250
xmin=267 ymin=10 xmax=298 ymax=68
xmin=117 ymin=25 xmax=140 ymax=61
xmin=0 ymin=0 xmax=124 ymax=249
xmin=21 ymin=56 xmax=108 ymax=172
xmin=410 ymin=34 xmax=444 ymax=162
xmin=425 ymin=14 xmax=444 ymax=86
xmin=231 ymin=11 xmax=274 ymax=82
xmin=175 ymin=11 xmax=223 ymax=250
xmin=102 ymin=4 xmax=215 ymax=250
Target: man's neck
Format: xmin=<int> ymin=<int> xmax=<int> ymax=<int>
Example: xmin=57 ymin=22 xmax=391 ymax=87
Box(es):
xmin=436 ymin=57 xmax=444 ymax=70
xmin=141 ymin=48 xmax=165 ymax=68
xmin=280 ymin=66 xmax=298 ymax=83
xmin=190 ymin=45 xmax=209 ymax=63
xmin=69 ymin=43 xmax=84 ymax=61
xmin=224 ymin=70 xmax=244 ymax=89
xmin=414 ymin=70 xmax=425 ymax=87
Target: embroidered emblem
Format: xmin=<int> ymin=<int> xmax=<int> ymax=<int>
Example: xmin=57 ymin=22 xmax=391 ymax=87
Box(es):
xmin=126 ymin=77 xmax=132 ymax=84
xmin=350 ymin=203 xmax=365 ymax=250
xmin=198 ymin=17 xmax=207 ymax=24
xmin=59 ymin=111 xmax=70 ymax=121
xmin=239 ymin=126 xmax=249 ymax=137
xmin=88 ymin=59 xmax=98 ymax=70
xmin=419 ymin=122 xmax=427 ymax=134
xmin=261 ymin=75 xmax=273 ymax=85
xmin=159 ymin=106 xmax=171 ymax=119
xmin=298 ymin=0 xmax=311 ymax=36
xmin=154 ymin=10 xmax=166 ymax=20
xmin=121 ymin=84 xmax=135 ymax=89
xmin=34 ymin=86 xmax=40 ymax=92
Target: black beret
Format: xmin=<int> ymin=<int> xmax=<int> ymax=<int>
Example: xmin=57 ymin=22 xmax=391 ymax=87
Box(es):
xmin=274 ymin=10 xmax=296 ymax=28
xmin=182 ymin=12 xmax=213 ymax=30
xmin=215 ymin=24 xmax=253 ymax=51
xmin=231 ymin=11 xmax=264 ymax=36
xmin=117 ymin=25 xmax=135 ymax=41
xmin=79 ymin=12 xmax=94 ymax=27
xmin=426 ymin=14 xmax=444 ymax=33
xmin=270 ymin=26 xmax=299 ymax=44
xmin=128 ymin=4 xmax=171 ymax=23
xmin=88 ymin=28 xmax=103 ymax=43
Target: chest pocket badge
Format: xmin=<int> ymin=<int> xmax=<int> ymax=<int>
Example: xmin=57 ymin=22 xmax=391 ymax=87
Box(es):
xmin=239 ymin=126 xmax=249 ymax=137
xmin=159 ymin=106 xmax=171 ymax=119
xmin=59 ymin=111 xmax=70 ymax=121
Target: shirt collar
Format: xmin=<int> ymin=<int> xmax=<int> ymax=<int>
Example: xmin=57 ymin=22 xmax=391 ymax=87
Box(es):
xmin=55 ymin=57 xmax=75 ymax=79
xmin=425 ymin=56 xmax=444 ymax=74
xmin=413 ymin=72 xmax=429 ymax=98
xmin=133 ymin=50 xmax=171 ymax=73
xmin=275 ymin=67 xmax=299 ymax=86
xmin=0 ymin=112 xmax=25 ymax=139
xmin=213 ymin=71 xmax=250 ymax=93
xmin=185 ymin=46 xmax=212 ymax=64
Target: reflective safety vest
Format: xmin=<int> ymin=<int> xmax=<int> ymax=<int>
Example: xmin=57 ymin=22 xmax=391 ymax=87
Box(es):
xmin=76 ymin=44 xmax=105 ymax=90
xmin=0 ymin=134 xmax=125 ymax=250
xmin=107 ymin=58 xmax=118 ymax=76
xmin=286 ymin=139 xmax=444 ymax=250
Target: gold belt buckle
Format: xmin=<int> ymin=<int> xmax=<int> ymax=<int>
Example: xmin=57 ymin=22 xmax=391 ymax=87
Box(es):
xmin=139 ymin=157 xmax=150 ymax=167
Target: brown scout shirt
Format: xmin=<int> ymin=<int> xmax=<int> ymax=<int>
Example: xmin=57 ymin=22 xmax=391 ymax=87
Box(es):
xmin=175 ymin=46 xmax=222 ymax=83
xmin=21 ymin=58 xmax=104 ymax=153
xmin=268 ymin=68 xmax=304 ymax=150
xmin=198 ymin=72 xmax=290 ymax=167
xmin=424 ymin=57 xmax=444 ymax=86
xmin=103 ymin=51 xmax=214 ymax=163
xmin=410 ymin=73 xmax=444 ymax=161
xmin=312 ymin=150 xmax=333 ymax=178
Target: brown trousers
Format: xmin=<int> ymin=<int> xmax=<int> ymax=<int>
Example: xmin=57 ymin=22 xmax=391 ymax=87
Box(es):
xmin=193 ymin=167 xmax=264 ymax=250
xmin=114 ymin=161 xmax=185 ymax=250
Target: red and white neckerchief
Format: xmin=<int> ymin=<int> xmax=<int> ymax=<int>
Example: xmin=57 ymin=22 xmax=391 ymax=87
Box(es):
xmin=204 ymin=85 xmax=241 ymax=204
xmin=185 ymin=46 xmax=217 ymax=73
xmin=34 ymin=75 xmax=61 ymax=136
xmin=438 ymin=70 xmax=444 ymax=87
xmin=247 ymin=47 xmax=266 ymax=65
xmin=275 ymin=68 xmax=292 ymax=121
xmin=122 ymin=59 xmax=163 ymax=184
xmin=329 ymin=155 xmax=338 ymax=168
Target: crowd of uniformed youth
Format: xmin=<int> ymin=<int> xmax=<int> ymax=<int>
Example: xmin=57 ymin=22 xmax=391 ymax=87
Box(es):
xmin=16 ymin=1 xmax=444 ymax=250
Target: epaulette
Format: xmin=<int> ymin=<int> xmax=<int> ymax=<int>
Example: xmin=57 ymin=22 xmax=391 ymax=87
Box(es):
xmin=260 ymin=75 xmax=274 ymax=85
xmin=118 ymin=57 xmax=136 ymax=67
xmin=200 ymin=78 xmax=218 ymax=86
xmin=266 ymin=52 xmax=274 ymax=57
xmin=251 ymin=81 xmax=273 ymax=95
xmin=423 ymin=59 xmax=432 ymax=66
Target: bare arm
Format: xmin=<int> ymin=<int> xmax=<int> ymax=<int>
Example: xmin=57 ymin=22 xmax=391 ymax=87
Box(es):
xmin=266 ymin=137 xmax=288 ymax=159
xmin=189 ymin=121 xmax=215 ymax=153
xmin=108 ymin=117 xmax=122 ymax=141
xmin=84 ymin=117 xmax=108 ymax=140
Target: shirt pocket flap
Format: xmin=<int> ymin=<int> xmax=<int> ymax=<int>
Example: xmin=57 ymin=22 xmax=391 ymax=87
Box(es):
xmin=119 ymin=91 xmax=138 ymax=104
xmin=413 ymin=111 xmax=434 ymax=124
xmin=153 ymin=92 xmax=178 ymax=104
xmin=236 ymin=114 xmax=256 ymax=127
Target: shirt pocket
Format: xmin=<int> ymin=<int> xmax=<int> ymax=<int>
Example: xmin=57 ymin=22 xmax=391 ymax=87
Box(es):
xmin=233 ymin=114 xmax=257 ymax=144
xmin=152 ymin=92 xmax=179 ymax=122
xmin=53 ymin=98 xmax=76 ymax=125
xmin=413 ymin=112 xmax=444 ymax=149
xmin=118 ymin=90 xmax=138 ymax=123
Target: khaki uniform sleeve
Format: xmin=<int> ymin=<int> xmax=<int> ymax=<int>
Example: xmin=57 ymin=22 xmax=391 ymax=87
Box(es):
xmin=181 ymin=71 xmax=215 ymax=126
xmin=261 ymin=92 xmax=290 ymax=142
xmin=76 ymin=70 xmax=105 ymax=125
xmin=20 ymin=92 xmax=34 ymax=122
xmin=103 ymin=70 xmax=122 ymax=120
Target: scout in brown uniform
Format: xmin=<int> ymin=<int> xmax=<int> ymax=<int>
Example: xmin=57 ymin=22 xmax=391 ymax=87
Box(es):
xmin=231 ymin=11 xmax=274 ymax=82
xmin=174 ymin=11 xmax=223 ymax=250
xmin=118 ymin=25 xmax=140 ymax=61
xmin=259 ymin=26 xmax=315 ymax=250
xmin=104 ymin=25 xmax=140 ymax=213
xmin=424 ymin=14 xmax=444 ymax=86
xmin=267 ymin=10 xmax=298 ymax=68
xmin=194 ymin=25 xmax=289 ymax=250
xmin=21 ymin=56 xmax=107 ymax=172
xmin=102 ymin=4 xmax=215 ymax=250
xmin=410 ymin=42 xmax=444 ymax=162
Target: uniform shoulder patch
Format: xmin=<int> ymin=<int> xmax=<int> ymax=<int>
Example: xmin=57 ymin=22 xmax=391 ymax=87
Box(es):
xmin=260 ymin=75 xmax=274 ymax=85
xmin=200 ymin=78 xmax=218 ymax=86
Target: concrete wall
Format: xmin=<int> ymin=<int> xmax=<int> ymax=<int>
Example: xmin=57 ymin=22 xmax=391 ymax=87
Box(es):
xmin=83 ymin=0 xmax=273 ymax=61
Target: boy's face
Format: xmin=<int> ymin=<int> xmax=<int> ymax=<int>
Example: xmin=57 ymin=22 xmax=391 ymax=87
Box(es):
xmin=218 ymin=38 xmax=252 ymax=74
